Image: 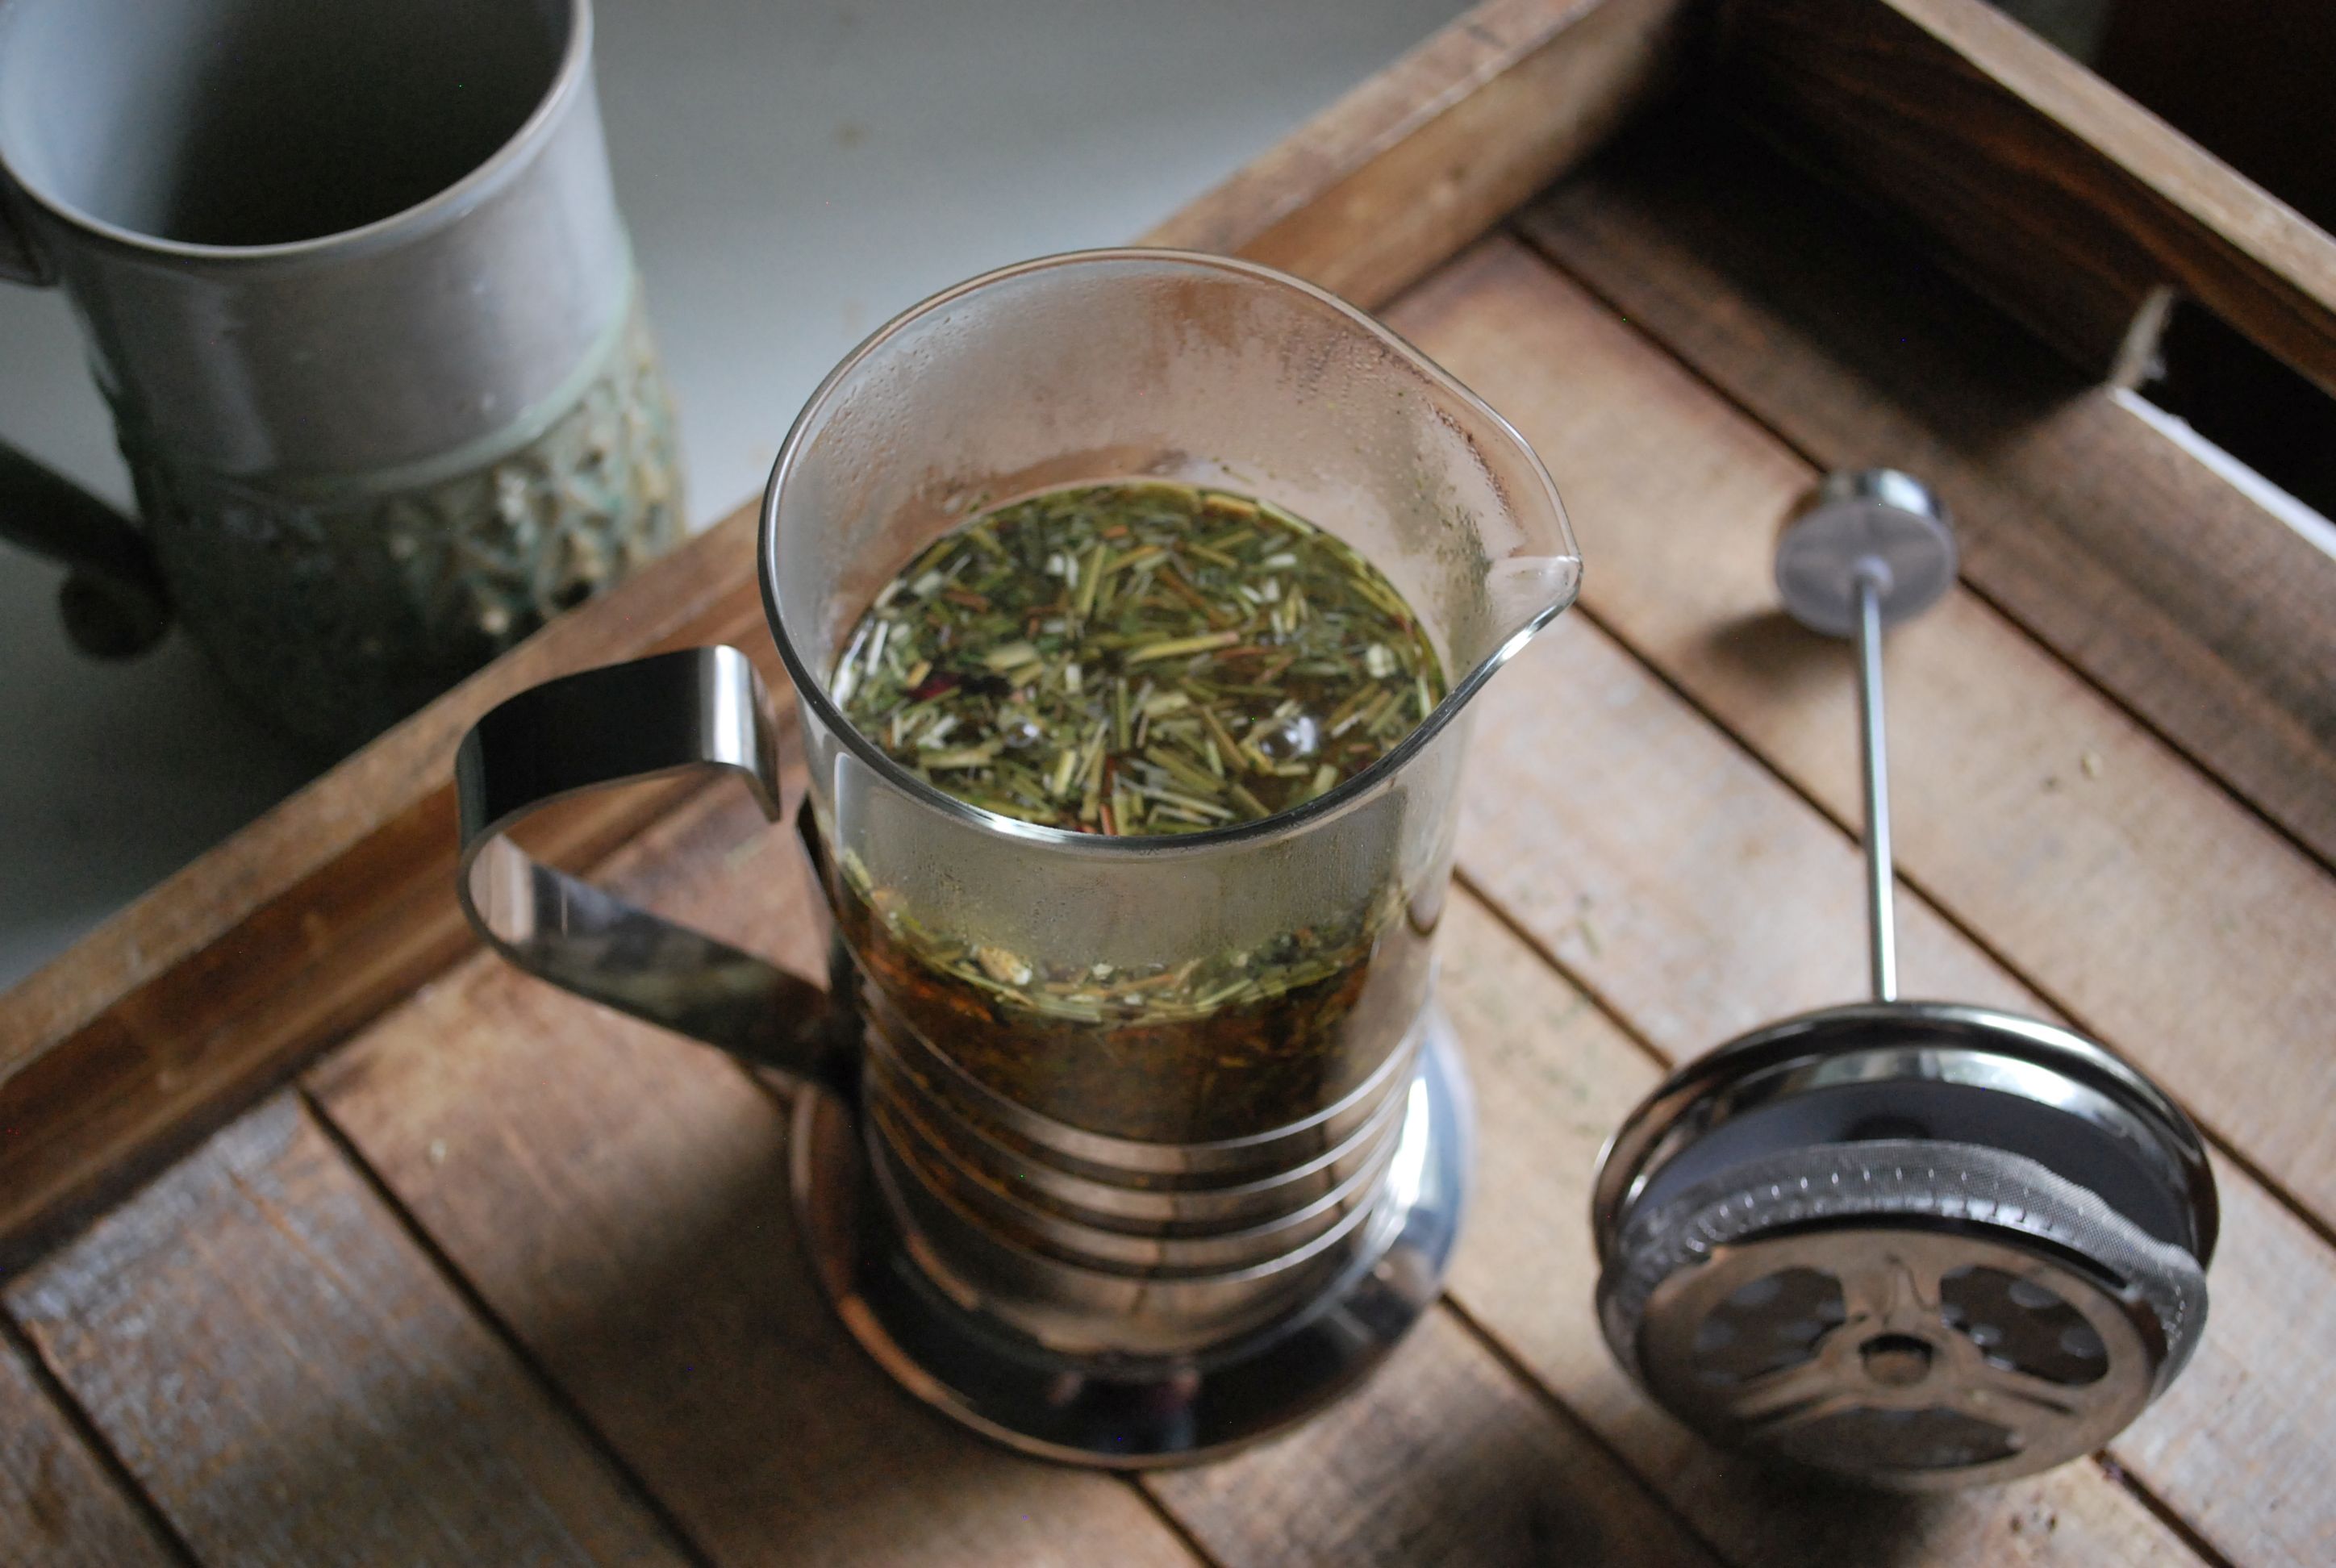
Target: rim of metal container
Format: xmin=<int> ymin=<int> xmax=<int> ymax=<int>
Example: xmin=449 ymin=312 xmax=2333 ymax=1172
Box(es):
xmin=1591 ymin=1001 xmax=2218 ymax=1268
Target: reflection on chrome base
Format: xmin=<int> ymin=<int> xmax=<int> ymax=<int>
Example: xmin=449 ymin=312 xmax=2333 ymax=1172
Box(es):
xmin=789 ymin=1012 xmax=1470 ymax=1467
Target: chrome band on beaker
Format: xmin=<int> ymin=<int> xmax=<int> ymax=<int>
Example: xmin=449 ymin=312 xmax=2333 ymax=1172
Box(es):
xmin=853 ymin=967 xmax=1429 ymax=1355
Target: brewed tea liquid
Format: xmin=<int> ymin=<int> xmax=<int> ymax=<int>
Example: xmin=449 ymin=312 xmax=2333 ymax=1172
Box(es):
xmin=833 ymin=482 xmax=1444 ymax=833
xmin=825 ymin=482 xmax=1446 ymax=1142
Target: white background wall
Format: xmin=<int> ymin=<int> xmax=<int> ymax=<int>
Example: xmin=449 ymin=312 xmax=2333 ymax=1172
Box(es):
xmin=0 ymin=0 xmax=1464 ymax=986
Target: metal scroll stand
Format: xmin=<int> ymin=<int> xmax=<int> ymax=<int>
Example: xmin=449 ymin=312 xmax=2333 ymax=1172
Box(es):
xmin=1589 ymin=470 xmax=2220 ymax=1489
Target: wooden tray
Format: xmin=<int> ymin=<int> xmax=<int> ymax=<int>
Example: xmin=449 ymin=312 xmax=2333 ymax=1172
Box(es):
xmin=6 ymin=2 xmax=2333 ymax=1562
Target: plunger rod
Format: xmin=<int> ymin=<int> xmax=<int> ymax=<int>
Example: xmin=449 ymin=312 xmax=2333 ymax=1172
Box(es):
xmin=1854 ymin=565 xmax=1898 ymax=1003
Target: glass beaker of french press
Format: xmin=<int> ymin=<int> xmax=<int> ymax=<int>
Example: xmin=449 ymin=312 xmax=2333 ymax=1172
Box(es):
xmin=452 ymin=250 xmax=1582 ymax=1464
xmin=1591 ymin=471 xmax=2217 ymax=1488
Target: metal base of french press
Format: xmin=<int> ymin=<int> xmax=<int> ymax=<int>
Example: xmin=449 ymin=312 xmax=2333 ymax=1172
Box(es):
xmin=1591 ymin=1001 xmax=2217 ymax=1490
xmin=790 ymin=1015 xmax=1471 ymax=1469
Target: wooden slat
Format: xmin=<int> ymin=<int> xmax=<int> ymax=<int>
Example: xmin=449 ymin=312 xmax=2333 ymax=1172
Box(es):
xmin=2125 ymin=1157 xmax=2336 ymax=1567
xmin=0 ymin=1332 xmax=178 ymax=1568
xmin=1145 ymin=1312 xmax=1721 ymax=1568
xmin=1394 ymin=237 xmax=2336 ymax=1566
xmin=1720 ymin=0 xmax=2336 ymax=396
xmin=2095 ymin=0 xmax=2336 ymax=236
xmin=6 ymin=1093 xmax=694 ymax=1567
xmin=307 ymin=784 xmax=1203 ymax=1568
xmin=0 ymin=513 xmax=767 ymax=1263
xmin=1396 ymin=234 xmax=2336 ymax=1241
xmin=1433 ymin=891 xmax=2197 ymax=1566
xmin=1516 ymin=114 xmax=2336 ymax=870
xmin=1140 ymin=0 xmax=1696 ymax=309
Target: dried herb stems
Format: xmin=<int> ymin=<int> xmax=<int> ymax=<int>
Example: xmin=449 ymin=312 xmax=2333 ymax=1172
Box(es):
xmin=833 ymin=481 xmax=1445 ymax=835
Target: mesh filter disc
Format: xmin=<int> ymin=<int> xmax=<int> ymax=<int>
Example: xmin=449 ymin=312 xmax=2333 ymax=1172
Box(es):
xmin=1589 ymin=476 xmax=2220 ymax=1491
xmin=1600 ymin=1139 xmax=2207 ymax=1488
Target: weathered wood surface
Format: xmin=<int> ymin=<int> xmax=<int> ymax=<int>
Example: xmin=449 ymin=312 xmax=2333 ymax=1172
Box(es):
xmin=1145 ymin=1310 xmax=1722 ymax=1567
xmin=1433 ymin=896 xmax=2195 ymax=1567
xmin=1396 ymin=236 xmax=2336 ymax=1237
xmin=7 ymin=0 xmax=2334 ymax=1562
xmin=0 ymin=1331 xmax=179 ymax=1568
xmin=1444 ymin=614 xmax=2326 ymax=1567
xmin=1396 ymin=236 xmax=2336 ymax=1568
xmin=1721 ymin=0 xmax=2336 ymax=397
xmin=2095 ymin=0 xmax=2336 ymax=235
xmin=1520 ymin=114 xmax=2336 ymax=875
xmin=6 ymin=1093 xmax=696 ymax=1567
xmin=1141 ymin=0 xmax=1696 ymax=309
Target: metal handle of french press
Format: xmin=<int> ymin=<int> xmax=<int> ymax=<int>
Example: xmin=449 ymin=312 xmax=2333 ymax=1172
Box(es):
xmin=453 ymin=645 xmax=851 ymax=1088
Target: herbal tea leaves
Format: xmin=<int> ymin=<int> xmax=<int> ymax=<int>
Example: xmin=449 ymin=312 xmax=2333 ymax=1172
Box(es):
xmin=821 ymin=483 xmax=1447 ymax=1137
xmin=833 ymin=482 xmax=1444 ymax=834
xmin=830 ymin=844 xmax=1433 ymax=1142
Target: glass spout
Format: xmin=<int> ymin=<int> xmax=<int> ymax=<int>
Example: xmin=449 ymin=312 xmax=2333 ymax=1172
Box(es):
xmin=1379 ymin=352 xmax=1581 ymax=727
xmin=1307 ymin=278 xmax=1579 ymax=728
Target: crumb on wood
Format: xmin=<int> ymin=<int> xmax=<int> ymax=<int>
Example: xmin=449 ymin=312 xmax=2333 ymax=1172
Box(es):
xmin=1574 ymin=892 xmax=1603 ymax=957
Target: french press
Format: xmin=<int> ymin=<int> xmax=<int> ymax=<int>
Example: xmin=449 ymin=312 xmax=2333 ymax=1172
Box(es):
xmin=453 ymin=251 xmax=1582 ymax=1466
xmin=1591 ymin=471 xmax=2217 ymax=1487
